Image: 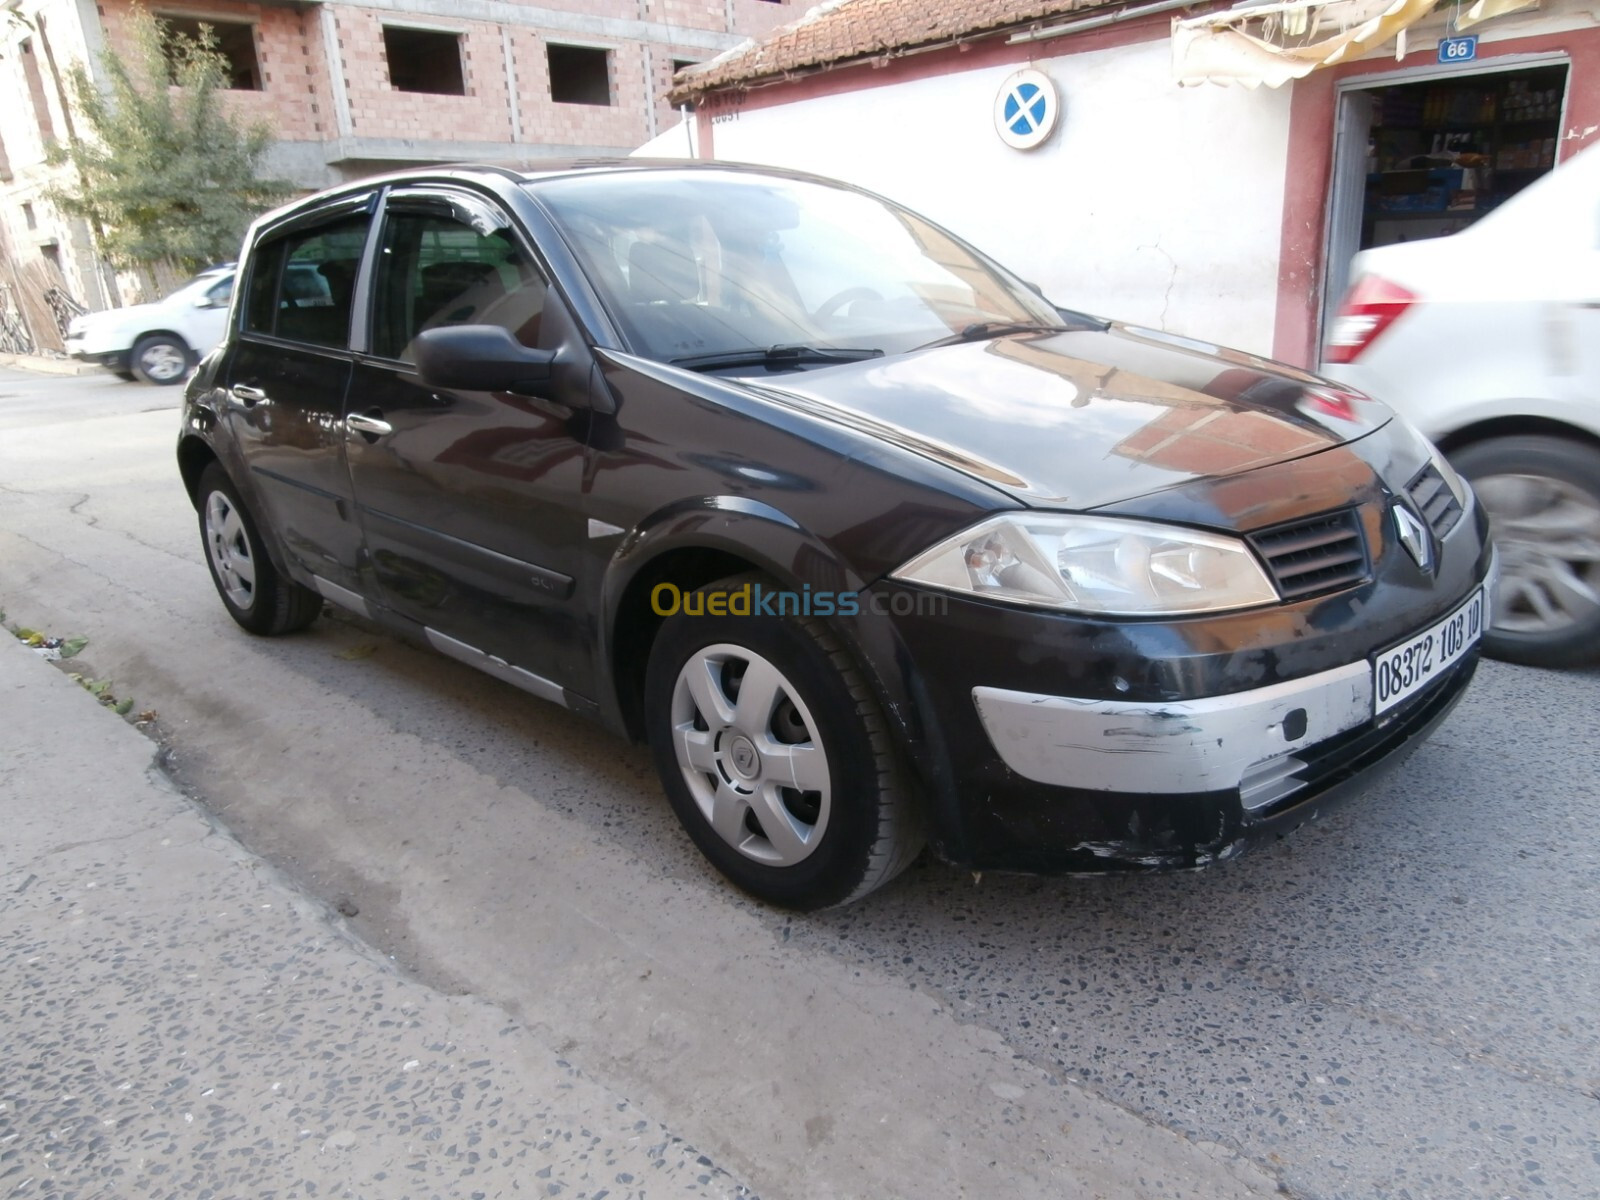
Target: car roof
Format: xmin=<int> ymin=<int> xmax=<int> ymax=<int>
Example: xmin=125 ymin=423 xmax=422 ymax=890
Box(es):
xmin=245 ymin=158 xmax=875 ymax=248
xmin=358 ymin=157 xmax=821 ymax=184
xmin=280 ymin=159 xmax=847 ymax=213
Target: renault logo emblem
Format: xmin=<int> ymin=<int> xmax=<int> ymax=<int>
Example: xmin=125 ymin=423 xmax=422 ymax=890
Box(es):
xmin=1393 ymin=505 xmax=1433 ymax=571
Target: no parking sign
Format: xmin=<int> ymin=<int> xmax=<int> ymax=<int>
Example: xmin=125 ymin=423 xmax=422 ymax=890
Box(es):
xmin=994 ymin=69 xmax=1061 ymax=151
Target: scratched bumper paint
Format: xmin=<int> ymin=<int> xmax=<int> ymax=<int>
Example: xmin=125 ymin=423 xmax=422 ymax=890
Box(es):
xmin=972 ymin=662 xmax=1372 ymax=794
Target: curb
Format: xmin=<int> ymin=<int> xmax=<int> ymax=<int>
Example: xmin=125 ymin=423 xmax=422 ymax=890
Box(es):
xmin=0 ymin=353 xmax=103 ymax=377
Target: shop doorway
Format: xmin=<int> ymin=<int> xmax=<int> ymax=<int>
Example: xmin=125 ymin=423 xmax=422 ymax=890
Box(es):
xmin=1321 ymin=58 xmax=1570 ymax=348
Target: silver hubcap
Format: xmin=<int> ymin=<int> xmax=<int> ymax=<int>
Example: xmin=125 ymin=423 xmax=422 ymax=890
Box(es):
xmin=140 ymin=343 xmax=187 ymax=381
xmin=669 ymin=644 xmax=831 ymax=867
xmin=1475 ymin=472 xmax=1600 ymax=635
xmin=204 ymin=490 xmax=257 ymax=610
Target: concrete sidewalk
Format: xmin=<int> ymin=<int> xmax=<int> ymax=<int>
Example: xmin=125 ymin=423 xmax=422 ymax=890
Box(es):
xmin=0 ymin=637 xmax=753 ymax=1199
xmin=0 ymin=353 xmax=101 ymax=377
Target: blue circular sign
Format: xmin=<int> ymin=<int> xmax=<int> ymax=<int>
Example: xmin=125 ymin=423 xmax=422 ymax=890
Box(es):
xmin=995 ymin=69 xmax=1060 ymax=151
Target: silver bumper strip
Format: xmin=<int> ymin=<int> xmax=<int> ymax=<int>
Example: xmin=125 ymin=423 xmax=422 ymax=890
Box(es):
xmin=972 ymin=661 xmax=1373 ymax=795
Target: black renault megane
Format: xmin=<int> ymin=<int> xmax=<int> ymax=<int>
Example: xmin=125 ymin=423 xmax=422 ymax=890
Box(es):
xmin=178 ymin=160 xmax=1492 ymax=908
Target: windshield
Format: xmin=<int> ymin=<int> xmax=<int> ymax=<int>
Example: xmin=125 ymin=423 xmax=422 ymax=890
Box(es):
xmin=531 ymin=169 xmax=1063 ymax=365
xmin=171 ymin=271 xmax=232 ymax=301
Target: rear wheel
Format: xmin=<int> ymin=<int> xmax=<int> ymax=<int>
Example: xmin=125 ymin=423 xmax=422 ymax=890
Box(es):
xmin=131 ymin=334 xmax=191 ymax=385
xmin=1451 ymin=435 xmax=1600 ymax=666
xmin=197 ymin=464 xmax=322 ymax=635
xmin=644 ymin=574 xmax=923 ymax=909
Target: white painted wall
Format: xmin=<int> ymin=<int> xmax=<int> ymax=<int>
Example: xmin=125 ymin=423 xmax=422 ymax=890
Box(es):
xmin=666 ymin=39 xmax=1294 ymax=355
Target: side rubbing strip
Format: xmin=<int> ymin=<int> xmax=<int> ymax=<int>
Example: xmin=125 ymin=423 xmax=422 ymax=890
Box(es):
xmin=424 ymin=628 xmax=567 ymax=707
xmin=314 ymin=576 xmax=370 ymax=618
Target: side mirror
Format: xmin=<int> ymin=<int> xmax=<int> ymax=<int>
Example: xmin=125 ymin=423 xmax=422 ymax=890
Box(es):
xmin=414 ymin=324 xmax=558 ymax=394
xmin=195 ymin=296 xmax=224 ymax=309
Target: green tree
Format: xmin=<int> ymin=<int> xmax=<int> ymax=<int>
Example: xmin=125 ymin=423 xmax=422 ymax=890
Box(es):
xmin=47 ymin=5 xmax=293 ymax=282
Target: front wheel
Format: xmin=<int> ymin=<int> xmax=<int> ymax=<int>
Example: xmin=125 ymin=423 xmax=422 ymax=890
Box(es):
xmin=130 ymin=334 xmax=191 ymax=385
xmin=1451 ymin=435 xmax=1600 ymax=667
xmin=197 ymin=464 xmax=322 ymax=635
xmin=644 ymin=575 xmax=923 ymax=909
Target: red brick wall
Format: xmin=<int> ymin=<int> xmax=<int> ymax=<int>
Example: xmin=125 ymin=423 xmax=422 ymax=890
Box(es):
xmin=96 ymin=1 xmax=329 ymax=139
xmin=90 ymin=0 xmax=797 ymax=152
xmin=652 ymin=41 xmax=713 ymax=130
xmin=511 ymin=30 xmax=648 ymax=149
xmin=335 ymin=9 xmax=514 ymax=144
xmin=729 ymin=0 xmax=796 ymax=38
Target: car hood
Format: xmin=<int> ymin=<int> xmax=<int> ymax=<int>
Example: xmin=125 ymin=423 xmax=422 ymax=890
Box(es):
xmin=743 ymin=323 xmax=1391 ymax=509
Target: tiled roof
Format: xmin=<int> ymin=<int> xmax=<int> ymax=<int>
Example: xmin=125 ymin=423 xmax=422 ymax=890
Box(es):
xmin=668 ymin=0 xmax=1124 ymax=101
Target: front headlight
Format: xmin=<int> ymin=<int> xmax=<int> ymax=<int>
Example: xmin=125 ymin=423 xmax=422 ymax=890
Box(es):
xmin=891 ymin=514 xmax=1279 ymax=615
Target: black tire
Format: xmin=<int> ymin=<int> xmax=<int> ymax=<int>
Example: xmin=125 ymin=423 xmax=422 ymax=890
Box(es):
xmin=130 ymin=334 xmax=191 ymax=385
xmin=196 ymin=463 xmax=322 ymax=636
xmin=644 ymin=573 xmax=923 ymax=909
xmin=1450 ymin=435 xmax=1600 ymax=667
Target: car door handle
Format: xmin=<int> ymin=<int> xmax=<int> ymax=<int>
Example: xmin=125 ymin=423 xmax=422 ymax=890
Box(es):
xmin=230 ymin=384 xmax=268 ymax=407
xmin=345 ymin=413 xmax=394 ymax=438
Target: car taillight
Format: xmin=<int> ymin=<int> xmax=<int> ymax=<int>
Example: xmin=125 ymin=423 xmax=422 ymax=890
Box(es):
xmin=1325 ymin=275 xmax=1417 ymax=364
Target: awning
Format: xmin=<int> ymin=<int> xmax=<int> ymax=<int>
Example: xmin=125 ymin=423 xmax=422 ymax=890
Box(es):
xmin=1454 ymin=0 xmax=1540 ymax=29
xmin=1173 ymin=0 xmax=1442 ymax=87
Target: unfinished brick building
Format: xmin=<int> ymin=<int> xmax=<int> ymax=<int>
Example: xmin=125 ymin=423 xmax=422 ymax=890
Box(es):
xmin=0 ymin=0 xmax=790 ymax=318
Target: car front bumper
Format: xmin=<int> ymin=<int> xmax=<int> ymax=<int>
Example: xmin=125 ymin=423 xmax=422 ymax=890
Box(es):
xmin=65 ymin=341 xmax=131 ymax=372
xmin=978 ymin=651 xmax=1478 ymax=871
xmin=861 ymin=530 xmax=1493 ymax=873
xmin=974 ymin=659 xmax=1375 ymax=802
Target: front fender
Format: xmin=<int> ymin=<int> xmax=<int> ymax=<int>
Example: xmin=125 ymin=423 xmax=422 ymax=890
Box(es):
xmin=593 ymin=495 xmax=964 ymax=850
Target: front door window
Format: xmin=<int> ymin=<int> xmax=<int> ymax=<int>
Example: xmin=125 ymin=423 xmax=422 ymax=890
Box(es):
xmin=370 ymin=212 xmax=547 ymax=362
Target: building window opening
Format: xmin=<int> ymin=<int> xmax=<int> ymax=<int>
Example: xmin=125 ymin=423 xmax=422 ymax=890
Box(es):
xmin=22 ymin=202 xmax=37 ymax=231
xmin=548 ymin=44 xmax=611 ymax=106
xmin=159 ymin=16 xmax=262 ymax=89
xmin=671 ymin=59 xmax=698 ymax=109
xmin=384 ymin=26 xmax=466 ymax=95
xmin=1359 ymin=64 xmax=1569 ymax=251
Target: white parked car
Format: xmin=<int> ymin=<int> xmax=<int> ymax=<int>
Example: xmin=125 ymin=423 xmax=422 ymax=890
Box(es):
xmin=65 ymin=262 xmax=331 ymax=385
xmin=1323 ymin=141 xmax=1600 ymax=667
xmin=65 ymin=266 xmax=237 ymax=385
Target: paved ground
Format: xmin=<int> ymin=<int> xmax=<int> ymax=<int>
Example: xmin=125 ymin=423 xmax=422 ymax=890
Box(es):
xmin=0 ymin=367 xmax=1277 ymax=1200
xmin=2 ymin=365 xmax=1598 ymax=1199
xmin=1 ymin=638 xmax=754 ymax=1200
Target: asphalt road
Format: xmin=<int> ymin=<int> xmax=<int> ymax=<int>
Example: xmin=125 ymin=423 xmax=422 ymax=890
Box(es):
xmin=2 ymin=366 xmax=1597 ymax=1200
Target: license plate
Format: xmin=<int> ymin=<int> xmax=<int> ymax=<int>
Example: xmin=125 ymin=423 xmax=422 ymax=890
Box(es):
xmin=1373 ymin=588 xmax=1484 ymax=716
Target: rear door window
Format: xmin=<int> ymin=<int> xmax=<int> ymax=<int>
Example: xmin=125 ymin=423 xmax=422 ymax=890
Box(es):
xmin=242 ymin=213 xmax=370 ymax=349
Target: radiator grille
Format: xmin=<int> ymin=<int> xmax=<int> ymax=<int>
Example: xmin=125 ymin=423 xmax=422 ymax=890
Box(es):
xmin=1407 ymin=462 xmax=1463 ymax=540
xmin=1248 ymin=508 xmax=1369 ymax=601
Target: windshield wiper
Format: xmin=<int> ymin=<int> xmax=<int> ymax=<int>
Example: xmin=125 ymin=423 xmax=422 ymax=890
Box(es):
xmin=670 ymin=344 xmax=884 ymax=372
xmin=913 ymin=320 xmax=1079 ymax=352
